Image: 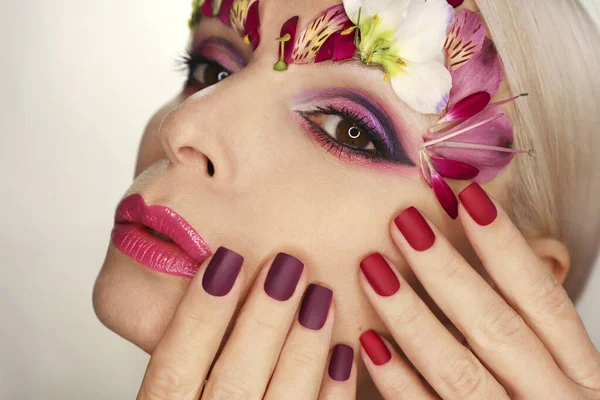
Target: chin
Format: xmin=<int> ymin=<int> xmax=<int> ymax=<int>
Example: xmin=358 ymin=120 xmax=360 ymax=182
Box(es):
xmin=93 ymin=246 xmax=191 ymax=353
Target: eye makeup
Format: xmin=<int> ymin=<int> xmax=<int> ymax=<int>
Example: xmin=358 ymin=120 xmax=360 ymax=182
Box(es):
xmin=294 ymin=89 xmax=415 ymax=166
xmin=189 ymin=37 xmax=246 ymax=73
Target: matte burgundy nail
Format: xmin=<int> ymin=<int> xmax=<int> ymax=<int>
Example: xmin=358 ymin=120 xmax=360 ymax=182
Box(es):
xmin=459 ymin=183 xmax=498 ymax=226
xmin=328 ymin=344 xmax=353 ymax=382
xmin=360 ymin=253 xmax=400 ymax=296
xmin=360 ymin=330 xmax=391 ymax=366
xmin=298 ymin=284 xmax=333 ymax=330
xmin=202 ymin=247 xmax=243 ymax=297
xmin=394 ymin=207 xmax=436 ymax=251
xmin=264 ymin=253 xmax=304 ymax=301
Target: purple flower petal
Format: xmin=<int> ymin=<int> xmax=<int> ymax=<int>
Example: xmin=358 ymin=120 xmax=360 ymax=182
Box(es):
xmin=445 ymin=9 xmax=485 ymax=71
xmin=244 ymin=1 xmax=260 ymax=50
xmin=315 ymin=32 xmax=336 ymax=63
xmin=332 ymin=21 xmax=357 ymax=61
xmin=219 ymin=0 xmax=235 ymax=25
xmin=425 ymin=106 xmax=515 ymax=183
xmin=432 ymin=172 xmax=459 ymax=219
xmin=448 ymin=38 xmax=504 ymax=109
xmin=439 ymin=91 xmax=491 ymax=123
xmin=420 ymin=153 xmax=433 ymax=188
xmin=430 ymin=156 xmax=480 ymax=180
xmin=279 ymin=16 xmax=299 ymax=64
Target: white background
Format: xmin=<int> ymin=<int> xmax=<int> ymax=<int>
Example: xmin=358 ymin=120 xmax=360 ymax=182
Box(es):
xmin=1 ymin=1 xmax=599 ymax=399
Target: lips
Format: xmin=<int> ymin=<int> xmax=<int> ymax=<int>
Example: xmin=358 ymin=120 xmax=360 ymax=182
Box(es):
xmin=111 ymin=194 xmax=212 ymax=277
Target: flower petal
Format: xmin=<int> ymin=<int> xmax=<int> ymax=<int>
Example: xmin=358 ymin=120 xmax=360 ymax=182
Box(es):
xmin=447 ymin=0 xmax=464 ymax=7
xmin=429 ymin=156 xmax=479 ymax=180
xmin=201 ymin=0 xmax=213 ymax=16
xmin=333 ymin=21 xmax=357 ymax=61
xmin=445 ymin=9 xmax=485 ymax=71
xmin=292 ymin=4 xmax=350 ymax=63
xmin=448 ymin=38 xmax=504 ymax=108
xmin=343 ymin=0 xmax=402 ymax=24
xmin=219 ymin=0 xmax=235 ymax=25
xmin=244 ymin=0 xmax=260 ymax=50
xmin=393 ymin=0 xmax=454 ymax=63
xmin=231 ymin=0 xmax=256 ymax=36
xmin=432 ymin=171 xmax=459 ymax=219
xmin=315 ymin=33 xmax=336 ymax=62
xmin=391 ymin=60 xmax=452 ymax=114
xmin=419 ymin=151 xmax=433 ymax=187
xmin=438 ymin=91 xmax=491 ymax=123
xmin=279 ymin=16 xmax=299 ymax=64
xmin=426 ymin=106 xmax=515 ymax=182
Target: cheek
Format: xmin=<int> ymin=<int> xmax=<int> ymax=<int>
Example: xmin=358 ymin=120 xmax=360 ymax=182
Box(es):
xmin=135 ymin=96 xmax=186 ymax=177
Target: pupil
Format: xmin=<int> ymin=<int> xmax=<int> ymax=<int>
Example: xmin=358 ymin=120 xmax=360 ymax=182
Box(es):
xmin=204 ymin=64 xmax=230 ymax=85
xmin=336 ymin=119 xmax=370 ymax=149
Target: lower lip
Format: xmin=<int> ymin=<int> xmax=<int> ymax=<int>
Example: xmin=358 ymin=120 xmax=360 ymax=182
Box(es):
xmin=111 ymin=223 xmax=207 ymax=278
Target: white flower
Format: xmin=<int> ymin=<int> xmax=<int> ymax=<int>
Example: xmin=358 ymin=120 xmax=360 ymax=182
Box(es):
xmin=343 ymin=0 xmax=454 ymax=114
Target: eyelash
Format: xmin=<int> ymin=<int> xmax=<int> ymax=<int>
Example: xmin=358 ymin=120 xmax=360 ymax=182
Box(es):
xmin=301 ymin=106 xmax=389 ymax=162
xmin=177 ymin=50 xmax=227 ymax=87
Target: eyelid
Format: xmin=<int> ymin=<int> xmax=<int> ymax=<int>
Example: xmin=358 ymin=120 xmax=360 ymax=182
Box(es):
xmin=191 ymin=37 xmax=246 ymax=73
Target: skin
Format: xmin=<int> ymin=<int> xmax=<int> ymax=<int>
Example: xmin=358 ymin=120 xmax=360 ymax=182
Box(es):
xmin=92 ymin=0 xmax=589 ymax=397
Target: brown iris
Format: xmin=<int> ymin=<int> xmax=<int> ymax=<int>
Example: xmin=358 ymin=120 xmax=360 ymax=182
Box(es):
xmin=201 ymin=63 xmax=230 ymax=86
xmin=336 ymin=119 xmax=370 ymax=149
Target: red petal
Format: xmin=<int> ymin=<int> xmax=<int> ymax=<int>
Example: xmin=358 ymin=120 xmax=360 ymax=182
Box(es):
xmin=432 ymin=173 xmax=459 ymax=219
xmin=448 ymin=38 xmax=504 ymax=108
xmin=439 ymin=91 xmax=490 ymax=123
xmin=447 ymin=0 xmax=464 ymax=7
xmin=420 ymin=154 xmax=433 ymax=188
xmin=315 ymin=33 xmax=336 ymax=62
xmin=244 ymin=1 xmax=260 ymax=50
xmin=426 ymin=106 xmax=515 ymax=183
xmin=201 ymin=0 xmax=213 ymax=16
xmin=332 ymin=21 xmax=357 ymax=61
xmin=430 ymin=156 xmax=479 ymax=180
xmin=278 ymin=16 xmax=299 ymax=64
xmin=219 ymin=0 xmax=235 ymax=25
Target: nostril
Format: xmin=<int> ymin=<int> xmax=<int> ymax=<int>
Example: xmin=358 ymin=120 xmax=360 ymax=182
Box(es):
xmin=206 ymin=158 xmax=215 ymax=177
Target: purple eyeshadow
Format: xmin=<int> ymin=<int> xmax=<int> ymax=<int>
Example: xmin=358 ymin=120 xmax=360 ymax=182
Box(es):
xmin=192 ymin=37 xmax=246 ymax=72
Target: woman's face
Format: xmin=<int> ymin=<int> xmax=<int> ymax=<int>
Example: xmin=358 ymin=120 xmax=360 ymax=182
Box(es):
xmin=94 ymin=0 xmax=511 ymax=354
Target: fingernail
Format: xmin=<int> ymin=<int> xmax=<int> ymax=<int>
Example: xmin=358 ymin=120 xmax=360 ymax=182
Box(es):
xmin=328 ymin=344 xmax=353 ymax=382
xmin=360 ymin=253 xmax=400 ymax=296
xmin=459 ymin=183 xmax=498 ymax=226
xmin=264 ymin=252 xmax=304 ymax=301
xmin=298 ymin=284 xmax=333 ymax=330
xmin=394 ymin=207 xmax=436 ymax=251
xmin=202 ymin=247 xmax=244 ymax=297
xmin=360 ymin=330 xmax=391 ymax=366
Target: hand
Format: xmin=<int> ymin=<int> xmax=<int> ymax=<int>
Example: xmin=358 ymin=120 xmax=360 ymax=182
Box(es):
xmin=137 ymin=249 xmax=356 ymax=400
xmin=358 ymin=183 xmax=600 ymax=399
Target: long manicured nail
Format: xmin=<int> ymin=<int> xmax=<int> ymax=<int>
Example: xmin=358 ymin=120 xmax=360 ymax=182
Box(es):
xmin=459 ymin=183 xmax=498 ymax=226
xmin=298 ymin=284 xmax=333 ymax=330
xmin=394 ymin=207 xmax=436 ymax=251
xmin=264 ymin=252 xmax=304 ymax=301
xmin=360 ymin=330 xmax=391 ymax=366
xmin=202 ymin=247 xmax=244 ymax=296
xmin=360 ymin=253 xmax=400 ymax=296
xmin=328 ymin=344 xmax=353 ymax=382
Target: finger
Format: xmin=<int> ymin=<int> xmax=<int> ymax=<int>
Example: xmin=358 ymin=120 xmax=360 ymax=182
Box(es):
xmin=138 ymin=247 xmax=245 ymax=400
xmin=266 ymin=284 xmax=335 ymax=400
xmin=458 ymin=183 xmax=600 ymax=387
xmin=392 ymin=206 xmax=572 ymax=397
xmin=318 ymin=344 xmax=357 ymax=400
xmin=359 ymin=253 xmax=508 ymax=400
xmin=359 ymin=331 xmax=439 ymax=400
xmin=202 ymin=252 xmax=306 ymax=399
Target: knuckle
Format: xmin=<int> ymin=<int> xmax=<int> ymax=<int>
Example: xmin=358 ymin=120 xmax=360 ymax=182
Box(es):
xmin=439 ymin=353 xmax=485 ymax=398
xmin=205 ymin=367 xmax=254 ymax=400
xmin=288 ymin=342 xmax=323 ymax=371
xmin=434 ymin=255 xmax=465 ymax=281
xmin=140 ymin=366 xmax=189 ymax=400
xmin=528 ymin=274 xmax=571 ymax=315
xmin=492 ymin=222 xmax=520 ymax=253
xmin=390 ymin=298 xmax=423 ymax=331
xmin=238 ymin=308 xmax=283 ymax=333
xmin=474 ymin=301 xmax=525 ymax=346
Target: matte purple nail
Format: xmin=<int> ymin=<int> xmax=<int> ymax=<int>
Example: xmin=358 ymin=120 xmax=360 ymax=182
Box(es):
xmin=264 ymin=253 xmax=304 ymax=301
xmin=202 ymin=247 xmax=243 ymax=296
xmin=298 ymin=284 xmax=333 ymax=330
xmin=328 ymin=344 xmax=353 ymax=382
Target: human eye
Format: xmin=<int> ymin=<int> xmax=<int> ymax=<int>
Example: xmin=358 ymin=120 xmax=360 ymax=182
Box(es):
xmin=178 ymin=37 xmax=245 ymax=94
xmin=295 ymin=91 xmax=414 ymax=165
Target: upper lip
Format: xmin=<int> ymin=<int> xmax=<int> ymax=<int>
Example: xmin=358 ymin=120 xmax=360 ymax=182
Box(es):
xmin=114 ymin=194 xmax=211 ymax=262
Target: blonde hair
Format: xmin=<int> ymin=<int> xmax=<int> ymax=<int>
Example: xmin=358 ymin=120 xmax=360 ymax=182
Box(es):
xmin=477 ymin=0 xmax=600 ymax=302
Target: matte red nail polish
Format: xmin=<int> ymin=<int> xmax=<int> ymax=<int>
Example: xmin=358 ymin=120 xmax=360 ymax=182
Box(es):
xmin=360 ymin=330 xmax=391 ymax=366
xmin=360 ymin=253 xmax=400 ymax=296
xmin=459 ymin=183 xmax=498 ymax=226
xmin=394 ymin=207 xmax=436 ymax=251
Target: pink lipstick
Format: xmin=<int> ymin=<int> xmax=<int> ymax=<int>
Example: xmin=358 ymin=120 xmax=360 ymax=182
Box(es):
xmin=111 ymin=194 xmax=212 ymax=277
